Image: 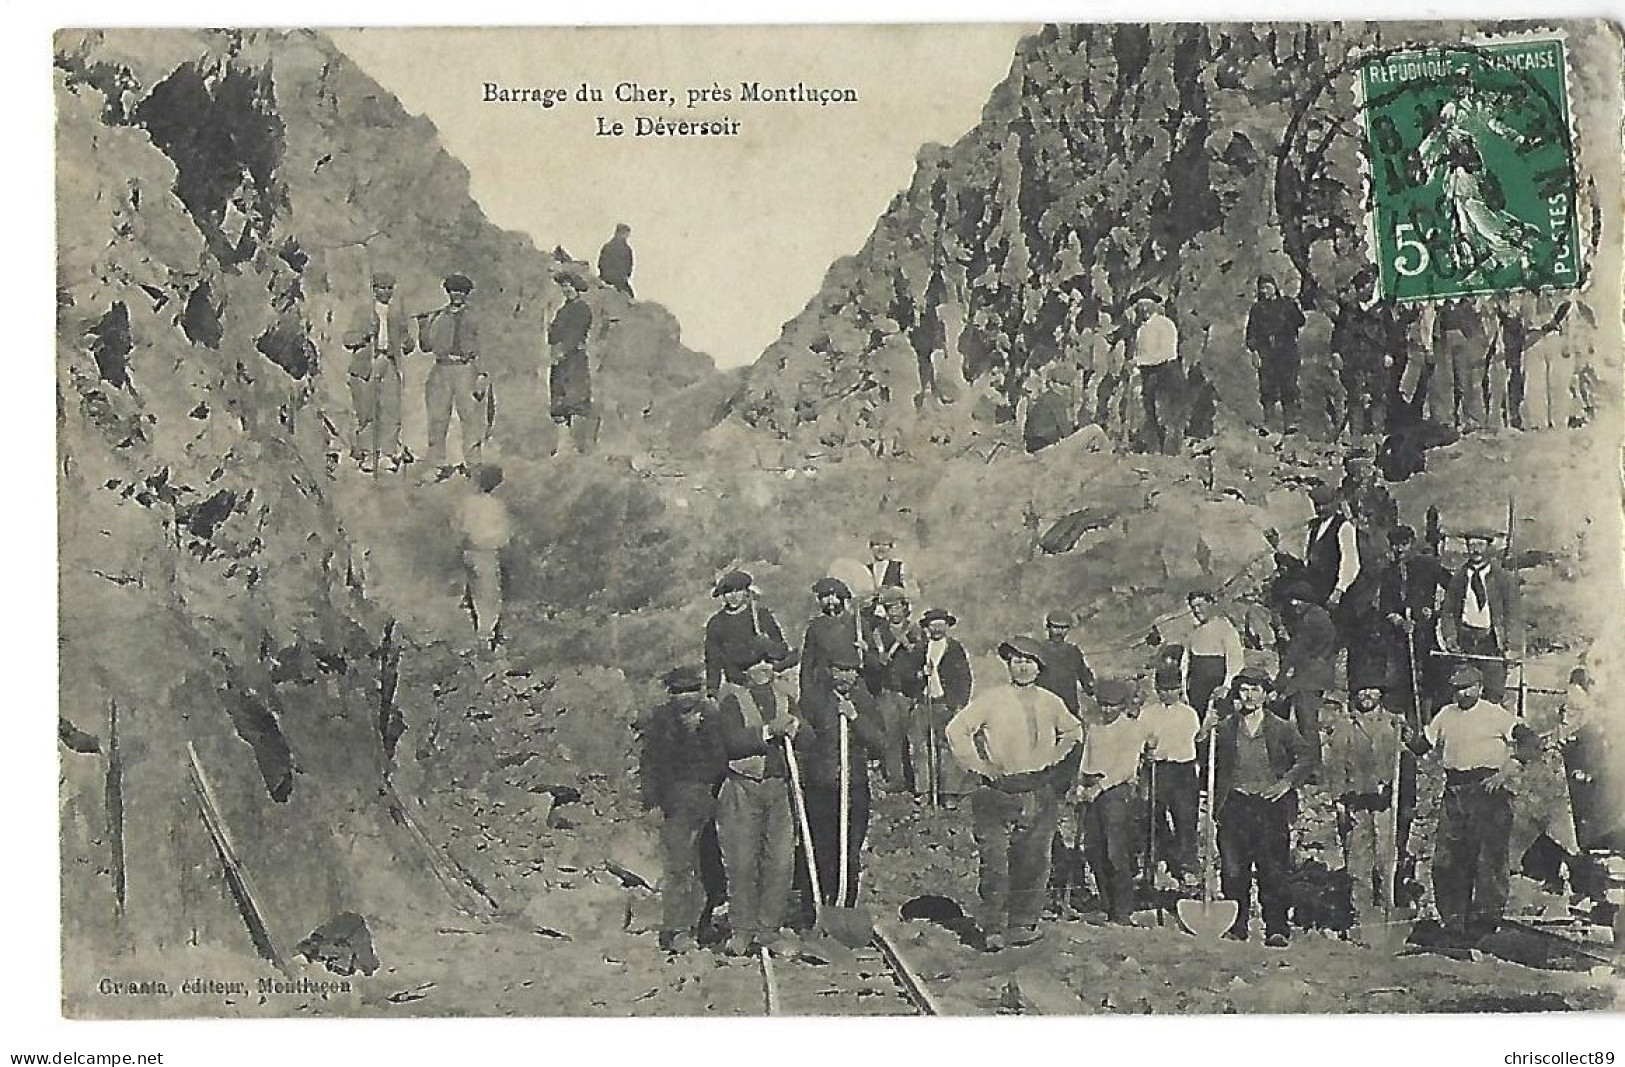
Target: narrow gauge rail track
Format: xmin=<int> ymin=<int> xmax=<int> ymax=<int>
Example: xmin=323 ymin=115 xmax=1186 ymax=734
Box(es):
xmin=758 ymin=921 xmax=942 ymax=1016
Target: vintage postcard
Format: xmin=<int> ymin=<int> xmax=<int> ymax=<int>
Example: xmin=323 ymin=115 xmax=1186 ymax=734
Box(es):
xmin=55 ymin=20 xmax=1624 ymax=1021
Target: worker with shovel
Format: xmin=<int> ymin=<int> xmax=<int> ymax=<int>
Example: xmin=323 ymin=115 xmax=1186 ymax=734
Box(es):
xmin=794 ymin=648 xmax=885 ymax=923
xmin=1072 ymin=678 xmax=1154 ymax=926
xmin=946 ymin=636 xmax=1084 ymax=951
xmin=1324 ymin=673 xmax=1405 ymax=945
xmin=713 ymin=640 xmax=809 ymax=956
xmin=1210 ymin=667 xmax=1317 ymax=947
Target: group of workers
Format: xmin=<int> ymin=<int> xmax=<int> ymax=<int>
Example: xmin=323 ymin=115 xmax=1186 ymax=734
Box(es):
xmin=341 ymin=224 xmax=636 ymax=478
xmin=641 ymin=471 xmax=1557 ymax=956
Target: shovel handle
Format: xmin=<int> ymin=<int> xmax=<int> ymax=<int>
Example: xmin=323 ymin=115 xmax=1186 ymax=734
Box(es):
xmin=784 ymin=739 xmax=824 ymax=923
xmin=838 ymin=716 xmax=850 ymax=908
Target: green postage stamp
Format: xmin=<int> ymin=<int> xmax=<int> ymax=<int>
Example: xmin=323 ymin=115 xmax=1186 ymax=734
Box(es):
xmin=1359 ymin=38 xmax=1581 ymax=301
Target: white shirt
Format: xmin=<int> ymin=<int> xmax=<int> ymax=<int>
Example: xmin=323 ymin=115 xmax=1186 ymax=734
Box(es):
xmin=1080 ymin=714 xmax=1151 ymax=789
xmin=1133 ymin=312 xmax=1179 ymax=368
xmin=373 ymin=301 xmax=391 ymax=352
xmin=1424 ymin=700 xmax=1518 ymax=771
xmin=925 ymin=637 xmax=948 ymax=700
xmin=1139 ymin=700 xmax=1200 ymax=764
xmin=946 ymin=684 xmax=1081 ymax=778
xmin=1461 ymin=564 xmax=1493 ymax=629
xmin=1310 ymin=513 xmax=1362 ymax=597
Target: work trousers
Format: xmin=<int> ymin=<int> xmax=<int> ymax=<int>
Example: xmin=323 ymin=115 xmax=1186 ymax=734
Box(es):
xmin=426 ymin=360 xmax=486 ymax=468
xmin=1186 ymin=654 xmax=1227 ymax=716
xmin=1433 ymin=773 xmax=1514 ymax=933
xmin=463 ymin=548 xmax=501 ymax=639
xmin=1522 ymin=334 xmax=1576 ymax=430
xmin=716 ymin=775 xmax=794 ymax=940
xmin=1284 ymin=688 xmax=1324 ymax=765
xmin=871 ymin=690 xmax=910 ymax=791
xmin=1150 ymin=760 xmax=1200 ymax=880
xmin=797 ymin=780 xmax=870 ymax=912
xmin=1217 ymin=792 xmax=1293 ymax=938
xmin=1431 ymin=330 xmax=1492 ymax=430
xmin=1344 ymin=805 xmax=1398 ymax=931
xmin=906 ymin=696 xmax=973 ymax=798
xmin=1081 ymin=782 xmax=1139 ymax=920
xmin=349 ymin=361 xmax=403 ymax=460
xmin=1137 ymin=362 xmax=1183 ymax=455
xmin=1455 ymin=626 xmax=1508 ymax=703
xmin=972 ymin=784 xmax=1062 ymax=935
xmin=660 ymin=785 xmax=717 ymax=935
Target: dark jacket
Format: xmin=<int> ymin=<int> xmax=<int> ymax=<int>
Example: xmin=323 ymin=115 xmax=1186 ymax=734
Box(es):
xmin=861 ymin=614 xmax=921 ymax=695
xmin=1280 ymin=603 xmax=1338 ymax=695
xmin=1212 ymin=711 xmax=1316 ymax=816
xmin=712 ymin=681 xmax=812 ymax=781
xmin=1036 ymin=639 xmax=1095 ymax=716
xmin=799 ymin=610 xmax=865 ymax=702
xmin=419 ymin=303 xmax=481 ymax=362
xmin=1304 ymin=511 xmax=1356 ymax=605
xmin=598 ymin=235 xmax=633 ymax=286
xmin=1245 ymin=296 xmax=1305 ymax=361
xmin=894 ymin=636 xmax=973 ymax=708
xmin=703 ymin=604 xmax=793 ymax=695
xmin=548 ymin=297 xmax=592 ymax=355
xmin=1378 ymin=552 xmax=1449 ymax=634
xmin=798 ymin=681 xmax=886 ymax=790
xmin=639 ymin=696 xmax=729 ymax=813
xmin=1442 ymin=558 xmax=1520 ymax=651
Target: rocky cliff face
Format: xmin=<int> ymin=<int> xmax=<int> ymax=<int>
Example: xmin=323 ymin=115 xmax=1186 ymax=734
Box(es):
xmin=55 ymin=27 xmax=730 ymax=981
xmin=731 ymin=21 xmax=1610 ymax=451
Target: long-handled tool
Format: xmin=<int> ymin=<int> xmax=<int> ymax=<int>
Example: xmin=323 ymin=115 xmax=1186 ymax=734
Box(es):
xmin=783 ymin=737 xmax=824 ymax=925
xmin=820 ymin=712 xmax=874 ymax=947
xmin=1363 ymin=723 xmax=1415 ymax=953
xmin=1177 ymin=729 xmax=1239 ymax=940
xmin=1141 ymin=759 xmax=1164 ymax=925
xmin=923 ymin=691 xmax=942 ymax=809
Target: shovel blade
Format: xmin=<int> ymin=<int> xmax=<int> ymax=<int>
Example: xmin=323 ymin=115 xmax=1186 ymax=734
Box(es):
xmin=1177 ymin=898 xmax=1239 ymax=940
xmin=818 ymin=905 xmax=876 ymax=948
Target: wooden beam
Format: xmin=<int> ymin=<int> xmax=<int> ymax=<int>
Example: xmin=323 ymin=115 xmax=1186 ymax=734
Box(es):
xmin=186 ymin=743 xmax=290 ymax=974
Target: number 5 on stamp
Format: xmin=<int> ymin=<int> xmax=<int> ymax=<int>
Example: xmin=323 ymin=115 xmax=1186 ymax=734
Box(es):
xmin=1358 ymin=39 xmax=1582 ymax=301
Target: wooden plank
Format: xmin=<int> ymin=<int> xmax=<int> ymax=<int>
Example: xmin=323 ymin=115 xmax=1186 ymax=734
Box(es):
xmin=104 ymin=699 xmax=126 ymax=917
xmin=378 ymin=779 xmax=500 ymax=917
xmin=870 ymin=920 xmax=942 ymax=1016
xmin=185 ymin=743 xmax=290 ymax=974
xmin=759 ymin=947 xmax=781 ymax=1015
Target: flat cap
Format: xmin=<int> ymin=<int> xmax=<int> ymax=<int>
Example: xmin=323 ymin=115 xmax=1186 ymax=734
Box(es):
xmin=1045 ymin=609 xmax=1075 ymax=627
xmin=553 ymin=269 xmax=585 ymax=288
xmin=1462 ymin=526 xmax=1501 ymax=542
xmin=371 ymin=271 xmax=396 ymax=287
xmin=1349 ymin=671 xmax=1388 ymax=692
xmin=876 ymin=586 xmax=909 ymax=605
xmin=1388 ymin=525 xmax=1417 ymax=545
xmin=812 ymin=577 xmax=852 ymax=599
xmin=921 ymin=608 xmax=957 ymax=626
xmin=1450 ymin=665 xmax=1485 ymax=687
xmin=1095 ymin=678 xmax=1133 ymax=705
xmin=712 ymin=569 xmax=753 ymax=597
xmin=869 ymin=530 xmax=896 ymax=545
xmin=1235 ymin=665 xmax=1274 ymax=689
xmin=662 ymin=665 xmax=704 ymax=694
xmin=1154 ymin=666 xmax=1183 ymax=690
xmin=827 ymin=647 xmax=862 ymax=671
xmin=997 ymin=635 xmax=1048 ymax=667
xmin=1307 ymin=482 xmax=1337 ymax=506
xmin=443 ymin=273 xmax=475 ymax=293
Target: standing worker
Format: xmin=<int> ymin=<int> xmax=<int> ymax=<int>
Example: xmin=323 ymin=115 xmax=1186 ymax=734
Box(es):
xmin=1415 ymin=665 xmax=1538 ymax=943
xmin=598 ymin=222 xmax=635 ymax=299
xmin=799 ymin=577 xmax=864 ymax=705
xmin=703 ymin=569 xmax=794 ymax=698
xmin=712 ymin=640 xmax=806 ymax=955
xmin=1072 ymin=678 xmax=1153 ymax=924
xmin=1177 ymin=590 xmax=1245 ymax=718
xmin=455 ymin=463 xmax=513 ymax=648
xmin=1140 ymin=666 xmax=1202 ymax=889
xmin=1442 ymin=527 xmax=1520 ymax=704
xmin=896 ymin=607 xmax=974 ymax=803
xmin=1035 ymin=609 xmax=1096 ymax=718
xmin=861 ymin=587 xmax=919 ymax=793
xmin=420 ymin=273 xmax=488 ymax=481
xmin=342 ymin=270 xmax=415 ymax=473
xmin=946 ymin=636 xmax=1084 ymax=950
xmin=548 ymin=270 xmax=597 ymax=456
xmin=1244 ymin=275 xmax=1306 ymax=436
xmin=640 ymin=665 xmax=730 ymax=954
xmin=1324 ymin=674 xmax=1404 ymax=941
xmin=1211 ymin=667 xmax=1317 ymax=946
xmin=796 ymin=650 xmax=885 ymax=919
xmin=1130 ymin=294 xmax=1183 ymax=455
xmin=1277 ymin=581 xmax=1338 ymax=761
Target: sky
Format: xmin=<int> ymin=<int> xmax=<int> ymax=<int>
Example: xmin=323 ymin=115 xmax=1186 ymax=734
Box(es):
xmin=329 ymin=25 xmax=1031 ymax=368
